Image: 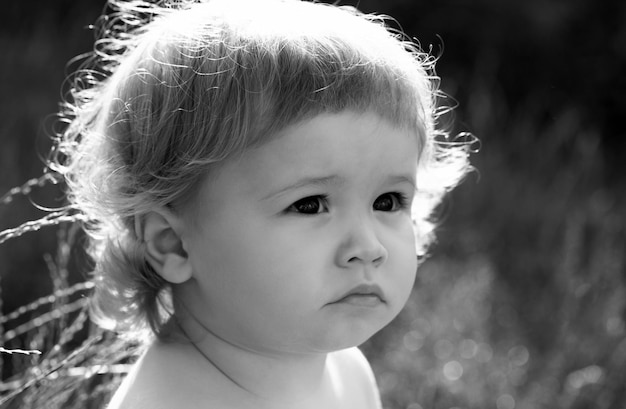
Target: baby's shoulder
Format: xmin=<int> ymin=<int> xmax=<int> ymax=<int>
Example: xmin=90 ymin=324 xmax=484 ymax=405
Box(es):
xmin=106 ymin=341 xmax=222 ymax=409
xmin=106 ymin=344 xmax=178 ymax=409
xmin=329 ymin=347 xmax=382 ymax=409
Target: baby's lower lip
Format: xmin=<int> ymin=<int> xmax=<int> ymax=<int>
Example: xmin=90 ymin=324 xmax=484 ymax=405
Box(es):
xmin=335 ymin=294 xmax=383 ymax=307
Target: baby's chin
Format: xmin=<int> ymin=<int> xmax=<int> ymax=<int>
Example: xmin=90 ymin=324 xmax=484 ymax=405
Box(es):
xmin=301 ymin=317 xmax=396 ymax=354
xmin=298 ymin=301 xmax=409 ymax=353
xmin=313 ymin=294 xmax=410 ymax=352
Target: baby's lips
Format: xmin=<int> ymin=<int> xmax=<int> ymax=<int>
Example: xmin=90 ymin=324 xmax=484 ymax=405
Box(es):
xmin=331 ymin=283 xmax=385 ymax=304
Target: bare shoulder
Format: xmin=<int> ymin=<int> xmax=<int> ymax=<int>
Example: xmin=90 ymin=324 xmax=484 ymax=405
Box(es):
xmin=106 ymin=341 xmax=220 ymax=409
xmin=329 ymin=347 xmax=382 ymax=409
xmin=106 ymin=343 xmax=177 ymax=409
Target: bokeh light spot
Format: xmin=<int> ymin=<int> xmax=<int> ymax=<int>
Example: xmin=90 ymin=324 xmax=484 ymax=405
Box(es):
xmin=378 ymin=370 xmax=399 ymax=392
xmin=566 ymin=365 xmax=604 ymax=389
xmin=606 ymin=317 xmax=625 ymax=336
xmin=403 ymin=330 xmax=425 ymax=352
xmin=443 ymin=360 xmax=463 ymax=381
xmin=496 ymin=394 xmax=515 ymax=409
xmin=508 ymin=345 xmax=529 ymax=366
xmin=475 ymin=342 xmax=493 ymax=363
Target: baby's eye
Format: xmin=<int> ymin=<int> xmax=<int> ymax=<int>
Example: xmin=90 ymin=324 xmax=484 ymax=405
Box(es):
xmin=373 ymin=192 xmax=407 ymax=212
xmin=287 ymin=195 xmax=329 ymax=215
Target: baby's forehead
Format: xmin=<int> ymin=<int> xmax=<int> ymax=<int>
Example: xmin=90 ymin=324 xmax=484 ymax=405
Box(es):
xmin=190 ymin=111 xmax=420 ymax=201
xmin=245 ymin=111 xmax=421 ymax=165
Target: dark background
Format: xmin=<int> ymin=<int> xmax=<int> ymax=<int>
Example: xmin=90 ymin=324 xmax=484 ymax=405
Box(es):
xmin=1 ymin=1 xmax=625 ymax=408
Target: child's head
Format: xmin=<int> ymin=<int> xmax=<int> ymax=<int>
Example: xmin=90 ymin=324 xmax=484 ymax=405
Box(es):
xmin=53 ymin=0 xmax=470 ymax=342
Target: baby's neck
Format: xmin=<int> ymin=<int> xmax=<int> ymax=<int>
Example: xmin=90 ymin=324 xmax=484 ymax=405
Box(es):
xmin=166 ymin=317 xmax=339 ymax=408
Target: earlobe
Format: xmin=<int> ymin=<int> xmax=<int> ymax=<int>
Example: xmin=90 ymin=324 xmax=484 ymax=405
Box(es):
xmin=140 ymin=210 xmax=193 ymax=284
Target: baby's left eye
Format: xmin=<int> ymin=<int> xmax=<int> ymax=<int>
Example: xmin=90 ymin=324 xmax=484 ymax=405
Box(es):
xmin=373 ymin=192 xmax=406 ymax=212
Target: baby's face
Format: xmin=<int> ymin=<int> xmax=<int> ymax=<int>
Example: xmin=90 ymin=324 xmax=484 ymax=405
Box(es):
xmin=179 ymin=110 xmax=419 ymax=354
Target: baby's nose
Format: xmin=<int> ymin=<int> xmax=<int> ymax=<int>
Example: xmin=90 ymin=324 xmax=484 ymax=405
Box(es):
xmin=336 ymin=218 xmax=388 ymax=268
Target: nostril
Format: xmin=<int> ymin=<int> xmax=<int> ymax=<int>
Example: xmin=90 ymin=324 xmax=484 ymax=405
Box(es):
xmin=346 ymin=253 xmax=385 ymax=265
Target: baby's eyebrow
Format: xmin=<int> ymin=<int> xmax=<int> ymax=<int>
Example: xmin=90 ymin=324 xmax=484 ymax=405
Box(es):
xmin=385 ymin=174 xmax=417 ymax=189
xmin=262 ymin=175 xmax=342 ymax=201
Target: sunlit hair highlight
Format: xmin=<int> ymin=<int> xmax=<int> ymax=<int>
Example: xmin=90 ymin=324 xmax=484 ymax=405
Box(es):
xmin=51 ymin=0 xmax=472 ymax=342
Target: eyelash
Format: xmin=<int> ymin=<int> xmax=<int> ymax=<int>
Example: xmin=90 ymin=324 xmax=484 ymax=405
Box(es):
xmin=286 ymin=192 xmax=409 ymax=215
xmin=373 ymin=192 xmax=409 ymax=212
xmin=287 ymin=195 xmax=329 ymax=215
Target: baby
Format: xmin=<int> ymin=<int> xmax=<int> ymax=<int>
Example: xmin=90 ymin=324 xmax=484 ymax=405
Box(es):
xmin=51 ymin=0 xmax=471 ymax=407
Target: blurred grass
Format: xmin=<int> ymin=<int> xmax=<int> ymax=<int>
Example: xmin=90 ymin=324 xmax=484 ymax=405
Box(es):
xmin=2 ymin=1 xmax=625 ymax=408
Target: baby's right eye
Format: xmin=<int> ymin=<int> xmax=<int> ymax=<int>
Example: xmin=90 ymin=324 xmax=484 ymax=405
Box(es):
xmin=286 ymin=195 xmax=329 ymax=215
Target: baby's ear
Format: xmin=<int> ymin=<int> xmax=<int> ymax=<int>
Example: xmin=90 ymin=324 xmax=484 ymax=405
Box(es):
xmin=140 ymin=209 xmax=193 ymax=284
